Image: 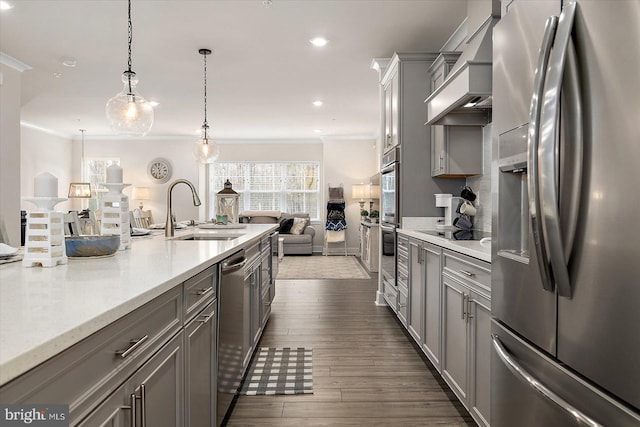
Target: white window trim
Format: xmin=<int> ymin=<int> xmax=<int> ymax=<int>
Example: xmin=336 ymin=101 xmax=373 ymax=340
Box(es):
xmin=209 ymin=161 xmax=321 ymax=220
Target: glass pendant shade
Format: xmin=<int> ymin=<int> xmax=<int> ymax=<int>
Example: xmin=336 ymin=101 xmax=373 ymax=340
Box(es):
xmin=194 ymin=48 xmax=219 ymax=164
xmin=193 ymin=126 xmax=220 ymax=164
xmin=106 ymin=71 xmax=154 ymax=136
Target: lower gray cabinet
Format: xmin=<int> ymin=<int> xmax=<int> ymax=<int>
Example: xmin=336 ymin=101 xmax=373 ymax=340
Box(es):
xmin=408 ymin=239 xmax=423 ymax=344
xmin=185 ymin=300 xmax=217 ymax=427
xmin=441 ymin=274 xmax=491 ymax=427
xmin=422 ymin=243 xmax=442 ymax=372
xmin=442 ymin=276 xmax=470 ymax=402
xmin=79 ymin=331 xmax=184 ymax=426
xmin=469 ymin=290 xmax=491 ymax=427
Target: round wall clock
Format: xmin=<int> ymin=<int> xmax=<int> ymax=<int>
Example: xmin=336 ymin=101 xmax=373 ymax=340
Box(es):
xmin=147 ymin=158 xmax=172 ymax=183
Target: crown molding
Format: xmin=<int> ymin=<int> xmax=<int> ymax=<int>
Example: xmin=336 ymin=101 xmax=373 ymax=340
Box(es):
xmin=20 ymin=121 xmax=71 ymax=139
xmin=0 ymin=52 xmax=32 ymax=72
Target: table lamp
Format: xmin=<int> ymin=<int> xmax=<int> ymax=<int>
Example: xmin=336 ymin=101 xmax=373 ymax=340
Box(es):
xmin=131 ymin=187 xmax=151 ymax=210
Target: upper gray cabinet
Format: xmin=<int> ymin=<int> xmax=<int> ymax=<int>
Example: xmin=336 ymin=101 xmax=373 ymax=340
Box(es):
xmin=428 ymin=52 xmax=484 ymax=178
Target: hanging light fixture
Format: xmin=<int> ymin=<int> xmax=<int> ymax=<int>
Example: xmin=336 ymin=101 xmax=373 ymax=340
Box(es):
xmin=193 ymin=48 xmax=220 ymax=164
xmin=105 ymin=0 xmax=154 ymax=136
xmin=68 ymin=129 xmax=92 ymax=199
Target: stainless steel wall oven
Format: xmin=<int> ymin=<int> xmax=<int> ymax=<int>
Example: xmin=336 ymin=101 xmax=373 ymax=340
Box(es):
xmin=380 ymin=147 xmax=399 ymax=309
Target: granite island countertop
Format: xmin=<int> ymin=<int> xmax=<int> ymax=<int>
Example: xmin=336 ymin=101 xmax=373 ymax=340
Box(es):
xmin=0 ymin=224 xmax=277 ymax=386
xmin=397 ymin=228 xmax=492 ymax=263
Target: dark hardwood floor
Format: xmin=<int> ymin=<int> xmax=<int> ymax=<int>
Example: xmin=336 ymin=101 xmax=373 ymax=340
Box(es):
xmin=226 ymin=274 xmax=475 ymax=426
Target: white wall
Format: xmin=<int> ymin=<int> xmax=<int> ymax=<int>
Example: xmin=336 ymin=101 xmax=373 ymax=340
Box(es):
xmin=0 ymin=64 xmax=22 ymax=246
xmin=21 ymin=126 xmax=74 ymax=213
xmin=16 ymin=132 xmax=378 ymax=252
xmin=322 ymin=138 xmax=378 ymax=254
xmin=83 ymin=138 xmax=200 ymax=224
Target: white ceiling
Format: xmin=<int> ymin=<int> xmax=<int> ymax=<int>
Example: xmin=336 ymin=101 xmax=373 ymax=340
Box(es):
xmin=0 ymin=0 xmax=467 ymax=140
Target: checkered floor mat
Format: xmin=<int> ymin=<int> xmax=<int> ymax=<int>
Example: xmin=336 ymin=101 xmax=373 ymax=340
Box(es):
xmin=238 ymin=347 xmax=313 ymax=396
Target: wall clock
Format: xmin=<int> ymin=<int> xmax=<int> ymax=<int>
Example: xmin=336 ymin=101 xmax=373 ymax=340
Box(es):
xmin=147 ymin=158 xmax=172 ymax=183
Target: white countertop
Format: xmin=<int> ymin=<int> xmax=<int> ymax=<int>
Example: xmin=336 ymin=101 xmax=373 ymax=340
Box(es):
xmin=397 ymin=228 xmax=492 ymax=263
xmin=0 ymin=224 xmax=277 ymax=386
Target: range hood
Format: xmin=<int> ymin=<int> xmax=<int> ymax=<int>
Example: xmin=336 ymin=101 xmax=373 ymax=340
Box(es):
xmin=424 ymin=17 xmax=498 ymax=126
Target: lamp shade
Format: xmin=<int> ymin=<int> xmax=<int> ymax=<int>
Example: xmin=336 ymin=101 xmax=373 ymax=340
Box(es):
xmin=68 ymin=183 xmax=92 ymax=198
xmin=369 ymin=184 xmax=381 ymax=199
xmin=352 ymin=183 xmax=369 ymax=200
xmin=131 ymin=186 xmax=151 ymax=201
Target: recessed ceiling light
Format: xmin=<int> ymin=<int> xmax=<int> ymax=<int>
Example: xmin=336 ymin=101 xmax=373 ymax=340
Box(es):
xmin=61 ymin=57 xmax=77 ymax=67
xmin=312 ymin=100 xmax=323 ymax=107
xmin=310 ymin=37 xmax=328 ymax=47
xmin=147 ymin=101 xmax=159 ymax=107
xmin=313 ymin=129 xmax=323 ymax=133
xmin=0 ymin=1 xmax=14 ymax=11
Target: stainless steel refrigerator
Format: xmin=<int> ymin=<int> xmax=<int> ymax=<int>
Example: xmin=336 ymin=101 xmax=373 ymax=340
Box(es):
xmin=491 ymin=1 xmax=640 ymax=425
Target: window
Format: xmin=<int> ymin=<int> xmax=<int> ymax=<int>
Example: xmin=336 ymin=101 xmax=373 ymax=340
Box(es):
xmin=85 ymin=158 xmax=120 ymax=211
xmin=209 ymin=162 xmax=320 ymax=220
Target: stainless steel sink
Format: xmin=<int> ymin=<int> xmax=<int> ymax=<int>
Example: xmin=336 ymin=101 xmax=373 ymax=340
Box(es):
xmin=171 ymin=233 xmax=244 ymax=241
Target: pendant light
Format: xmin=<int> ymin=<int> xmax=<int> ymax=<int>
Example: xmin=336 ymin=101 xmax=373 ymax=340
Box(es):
xmin=68 ymin=129 xmax=92 ymax=199
xmin=193 ymin=48 xmax=220 ymax=164
xmin=105 ymin=0 xmax=154 ymax=136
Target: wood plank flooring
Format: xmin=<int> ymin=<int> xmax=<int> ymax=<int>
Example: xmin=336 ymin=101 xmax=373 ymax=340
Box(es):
xmin=225 ymin=274 xmax=475 ymax=426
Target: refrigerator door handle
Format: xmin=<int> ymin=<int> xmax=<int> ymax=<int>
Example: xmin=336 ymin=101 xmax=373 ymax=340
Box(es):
xmin=539 ymin=1 xmax=580 ymax=298
xmin=491 ymin=335 xmax=603 ymax=427
xmin=527 ymin=14 xmax=558 ymax=292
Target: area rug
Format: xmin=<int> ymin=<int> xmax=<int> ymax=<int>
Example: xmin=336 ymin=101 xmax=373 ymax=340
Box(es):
xmin=238 ymin=347 xmax=313 ymax=396
xmin=277 ymin=255 xmax=370 ymax=279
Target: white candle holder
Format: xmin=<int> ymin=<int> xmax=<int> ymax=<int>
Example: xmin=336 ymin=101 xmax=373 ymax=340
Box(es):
xmin=22 ymin=197 xmax=68 ymax=268
xmin=100 ymin=183 xmax=131 ymax=250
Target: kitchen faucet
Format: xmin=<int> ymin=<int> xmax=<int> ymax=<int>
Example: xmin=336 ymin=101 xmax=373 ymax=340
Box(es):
xmin=165 ymin=179 xmax=202 ymax=237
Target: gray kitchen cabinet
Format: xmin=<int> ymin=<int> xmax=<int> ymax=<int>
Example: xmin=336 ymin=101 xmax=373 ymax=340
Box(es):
xmin=0 ymin=286 xmax=183 ymax=425
xmin=469 ymin=289 xmax=491 ymax=427
xmin=382 ymin=70 xmax=399 ymax=153
xmin=78 ymin=331 xmax=184 ymax=426
xmin=379 ymin=53 xmax=462 ymax=220
xmin=242 ymin=241 xmax=263 ymax=370
xmin=422 ymin=242 xmax=442 ymax=372
xmin=408 ymin=238 xmax=423 ymax=344
xmin=442 ymin=276 xmax=470 ymax=403
xmin=405 ymin=235 xmax=443 ymax=372
xmin=359 ymin=222 xmax=379 ymax=273
xmin=185 ymin=300 xmax=217 ymax=427
xmin=428 ymin=52 xmax=484 ymax=178
xmin=396 ymin=235 xmax=410 ymax=327
xmin=441 ymin=249 xmax=491 ymax=427
xmin=0 ymin=263 xmax=225 ymax=427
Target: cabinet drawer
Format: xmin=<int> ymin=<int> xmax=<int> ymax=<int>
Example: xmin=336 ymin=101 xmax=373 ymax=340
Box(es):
xmin=397 ymin=288 xmax=408 ymax=326
xmin=0 ymin=287 xmax=183 ymax=423
xmin=184 ymin=266 xmax=217 ymax=322
xmin=261 ymin=284 xmax=272 ymax=327
xmin=383 ymin=279 xmax=398 ymax=312
xmin=443 ymin=250 xmax=491 ymax=291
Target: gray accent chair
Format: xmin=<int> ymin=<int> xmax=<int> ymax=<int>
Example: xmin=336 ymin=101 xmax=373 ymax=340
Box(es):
xmin=240 ymin=212 xmax=315 ymax=255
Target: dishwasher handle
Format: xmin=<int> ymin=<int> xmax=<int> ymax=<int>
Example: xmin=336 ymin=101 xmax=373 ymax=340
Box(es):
xmin=222 ymin=256 xmax=247 ymax=273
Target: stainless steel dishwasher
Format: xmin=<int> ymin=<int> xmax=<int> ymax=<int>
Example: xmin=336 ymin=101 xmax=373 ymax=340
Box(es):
xmin=216 ymin=249 xmax=246 ymax=427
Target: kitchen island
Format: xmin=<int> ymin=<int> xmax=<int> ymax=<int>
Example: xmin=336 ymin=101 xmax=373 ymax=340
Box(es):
xmin=0 ymin=223 xmax=276 ymax=386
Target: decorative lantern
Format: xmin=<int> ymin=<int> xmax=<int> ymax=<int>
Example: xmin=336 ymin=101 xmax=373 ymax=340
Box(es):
xmin=216 ymin=180 xmax=239 ymax=224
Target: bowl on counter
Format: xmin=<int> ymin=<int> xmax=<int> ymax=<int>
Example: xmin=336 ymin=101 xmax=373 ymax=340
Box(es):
xmin=65 ymin=235 xmax=120 ymax=257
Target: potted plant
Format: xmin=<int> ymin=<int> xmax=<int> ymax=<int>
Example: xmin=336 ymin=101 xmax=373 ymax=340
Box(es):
xmin=360 ymin=209 xmax=369 ymax=221
xmin=370 ymin=210 xmax=379 ymax=223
